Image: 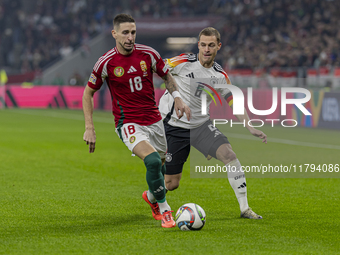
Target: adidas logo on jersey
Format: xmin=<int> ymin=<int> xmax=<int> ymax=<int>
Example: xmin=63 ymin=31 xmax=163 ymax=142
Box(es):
xmin=127 ymin=66 xmax=137 ymax=73
xmin=186 ymin=72 xmax=195 ymax=78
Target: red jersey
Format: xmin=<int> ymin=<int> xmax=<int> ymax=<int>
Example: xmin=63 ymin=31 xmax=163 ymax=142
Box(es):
xmin=87 ymin=43 xmax=168 ymax=127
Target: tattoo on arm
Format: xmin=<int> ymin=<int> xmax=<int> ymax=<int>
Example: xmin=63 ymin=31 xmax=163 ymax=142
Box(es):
xmin=162 ymin=72 xmax=178 ymax=94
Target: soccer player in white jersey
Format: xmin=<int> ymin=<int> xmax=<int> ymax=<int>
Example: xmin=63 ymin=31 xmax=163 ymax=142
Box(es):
xmin=159 ymin=27 xmax=267 ymax=219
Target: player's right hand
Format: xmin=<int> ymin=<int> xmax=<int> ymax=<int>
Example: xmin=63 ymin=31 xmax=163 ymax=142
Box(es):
xmin=174 ymin=97 xmax=191 ymax=121
xmin=249 ymin=128 xmax=267 ymax=144
xmin=83 ymin=129 xmax=96 ymax=153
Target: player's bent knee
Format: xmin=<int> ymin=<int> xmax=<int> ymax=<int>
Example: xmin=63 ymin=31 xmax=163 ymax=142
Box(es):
xmin=228 ymin=150 xmax=237 ymax=161
xmin=144 ymin=152 xmax=162 ymax=175
xmin=166 ymin=180 xmax=180 ymax=191
xmin=217 ymin=147 xmax=237 ymax=162
xmin=165 ymin=173 xmax=181 ymax=191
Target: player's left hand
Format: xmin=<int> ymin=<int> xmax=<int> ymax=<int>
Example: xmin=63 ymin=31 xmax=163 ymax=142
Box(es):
xmin=249 ymin=128 xmax=267 ymax=144
xmin=174 ymin=97 xmax=191 ymax=121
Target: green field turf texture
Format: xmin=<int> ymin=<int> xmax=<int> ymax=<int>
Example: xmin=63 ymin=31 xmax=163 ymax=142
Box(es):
xmin=0 ymin=109 xmax=339 ymax=255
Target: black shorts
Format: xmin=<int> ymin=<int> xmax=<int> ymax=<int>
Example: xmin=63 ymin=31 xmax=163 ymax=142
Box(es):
xmin=164 ymin=120 xmax=230 ymax=175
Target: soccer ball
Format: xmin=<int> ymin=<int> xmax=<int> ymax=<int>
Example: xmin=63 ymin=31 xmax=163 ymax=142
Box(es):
xmin=175 ymin=203 xmax=206 ymax=231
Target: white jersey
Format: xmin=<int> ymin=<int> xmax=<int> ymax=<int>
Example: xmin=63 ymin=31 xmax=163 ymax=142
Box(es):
xmin=159 ymin=53 xmax=233 ymax=129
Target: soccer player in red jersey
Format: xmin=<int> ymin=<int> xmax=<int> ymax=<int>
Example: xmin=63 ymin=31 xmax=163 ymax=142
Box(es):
xmin=82 ymin=14 xmax=191 ymax=228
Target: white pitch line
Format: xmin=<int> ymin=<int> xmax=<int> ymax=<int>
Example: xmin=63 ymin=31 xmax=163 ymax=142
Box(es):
xmin=227 ymin=133 xmax=340 ymax=150
xmin=6 ymin=109 xmax=340 ymax=150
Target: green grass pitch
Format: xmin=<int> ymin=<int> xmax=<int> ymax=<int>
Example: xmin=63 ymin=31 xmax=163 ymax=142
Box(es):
xmin=0 ymin=109 xmax=339 ymax=254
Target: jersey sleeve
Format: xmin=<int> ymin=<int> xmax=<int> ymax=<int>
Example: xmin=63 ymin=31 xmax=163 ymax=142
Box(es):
xmin=87 ymin=57 xmax=109 ymax=90
xmin=148 ymin=48 xmax=168 ymax=77
xmin=164 ymin=53 xmax=190 ymax=75
xmin=217 ymin=71 xmax=233 ymax=107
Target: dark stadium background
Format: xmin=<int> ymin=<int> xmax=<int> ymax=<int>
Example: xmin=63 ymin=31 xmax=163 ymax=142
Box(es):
xmin=1 ymin=0 xmax=340 ymax=86
xmin=1 ymin=0 xmax=339 ymax=129
xmin=0 ymin=1 xmax=339 ymax=254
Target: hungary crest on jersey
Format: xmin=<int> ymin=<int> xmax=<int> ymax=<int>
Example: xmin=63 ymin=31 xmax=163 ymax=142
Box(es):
xmin=114 ymin=66 xmax=124 ymax=77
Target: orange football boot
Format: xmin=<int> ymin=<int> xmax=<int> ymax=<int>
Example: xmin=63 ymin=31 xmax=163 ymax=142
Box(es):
xmin=142 ymin=191 xmax=162 ymax=220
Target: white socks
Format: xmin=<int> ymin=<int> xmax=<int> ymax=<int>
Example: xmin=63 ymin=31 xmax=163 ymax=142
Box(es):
xmin=147 ymin=190 xmax=170 ymax=214
xmin=226 ymin=159 xmax=249 ymax=212
xmin=147 ymin=190 xmax=156 ymax=203
xmin=158 ymin=201 xmax=171 ymax=214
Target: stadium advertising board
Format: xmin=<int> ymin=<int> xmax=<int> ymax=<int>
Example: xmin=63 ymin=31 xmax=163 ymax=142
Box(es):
xmin=3 ymin=85 xmax=99 ymax=109
xmin=0 ymin=85 xmax=5 ymax=108
xmin=318 ymin=92 xmax=340 ymax=129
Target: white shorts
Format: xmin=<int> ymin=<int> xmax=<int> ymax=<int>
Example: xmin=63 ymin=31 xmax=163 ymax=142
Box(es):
xmin=115 ymin=120 xmax=167 ymax=159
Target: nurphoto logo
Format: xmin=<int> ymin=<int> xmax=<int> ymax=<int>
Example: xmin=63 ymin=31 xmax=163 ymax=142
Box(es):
xmin=198 ymin=82 xmax=312 ymax=128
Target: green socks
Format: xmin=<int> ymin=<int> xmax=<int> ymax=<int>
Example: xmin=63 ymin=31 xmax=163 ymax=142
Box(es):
xmin=144 ymin=152 xmax=166 ymax=203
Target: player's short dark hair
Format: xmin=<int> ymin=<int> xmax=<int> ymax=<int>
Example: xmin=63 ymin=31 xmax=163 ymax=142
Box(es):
xmin=198 ymin=27 xmax=221 ymax=44
xmin=113 ymin=14 xmax=135 ymax=29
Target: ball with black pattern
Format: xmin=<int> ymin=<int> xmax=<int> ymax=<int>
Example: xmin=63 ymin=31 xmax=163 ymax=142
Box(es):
xmin=175 ymin=203 xmax=206 ymax=231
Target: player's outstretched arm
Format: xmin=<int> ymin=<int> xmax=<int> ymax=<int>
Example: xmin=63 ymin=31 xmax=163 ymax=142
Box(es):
xmin=232 ymin=105 xmax=267 ymax=144
xmin=161 ymin=72 xmax=191 ymax=120
xmin=82 ymin=85 xmax=97 ymax=153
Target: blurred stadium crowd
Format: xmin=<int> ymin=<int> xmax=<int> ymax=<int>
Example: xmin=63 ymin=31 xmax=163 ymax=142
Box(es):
xmin=0 ymin=0 xmax=114 ymax=74
xmin=0 ymin=0 xmax=339 ymax=75
xmin=218 ymin=0 xmax=340 ymax=70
